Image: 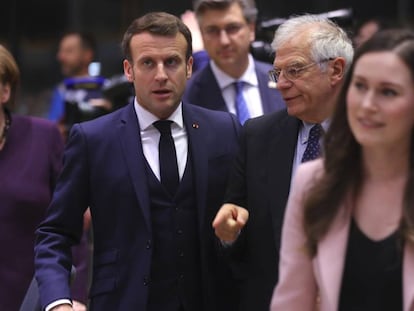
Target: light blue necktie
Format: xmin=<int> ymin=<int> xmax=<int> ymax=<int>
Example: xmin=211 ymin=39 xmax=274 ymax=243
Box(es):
xmin=301 ymin=124 xmax=323 ymax=162
xmin=234 ymin=81 xmax=250 ymax=125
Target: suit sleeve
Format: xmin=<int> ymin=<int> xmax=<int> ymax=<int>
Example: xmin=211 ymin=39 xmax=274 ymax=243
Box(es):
xmin=270 ymin=162 xmax=318 ymax=311
xmin=34 ymin=124 xmax=90 ymax=309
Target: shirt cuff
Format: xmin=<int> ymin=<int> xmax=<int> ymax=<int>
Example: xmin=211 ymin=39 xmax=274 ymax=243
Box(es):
xmin=45 ymin=299 xmax=72 ymax=311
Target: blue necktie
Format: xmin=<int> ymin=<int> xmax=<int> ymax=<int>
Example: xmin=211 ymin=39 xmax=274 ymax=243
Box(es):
xmin=153 ymin=120 xmax=179 ymax=196
xmin=301 ymin=124 xmax=323 ymax=162
xmin=234 ymin=81 xmax=250 ymax=125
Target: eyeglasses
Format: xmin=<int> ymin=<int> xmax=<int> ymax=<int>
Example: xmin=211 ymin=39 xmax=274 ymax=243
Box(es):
xmin=202 ymin=23 xmax=245 ymax=39
xmin=268 ymin=58 xmax=333 ymax=83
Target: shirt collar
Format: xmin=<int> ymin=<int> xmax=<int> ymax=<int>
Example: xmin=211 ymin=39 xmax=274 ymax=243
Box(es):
xmin=210 ymin=54 xmax=258 ymax=90
xmin=133 ymin=97 xmax=184 ymax=131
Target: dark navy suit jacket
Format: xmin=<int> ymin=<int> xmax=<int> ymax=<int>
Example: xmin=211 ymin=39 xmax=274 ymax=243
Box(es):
xmin=183 ymin=60 xmax=285 ymax=114
xmin=34 ymin=102 xmax=241 ymax=311
xmin=224 ymin=109 xmax=302 ymax=311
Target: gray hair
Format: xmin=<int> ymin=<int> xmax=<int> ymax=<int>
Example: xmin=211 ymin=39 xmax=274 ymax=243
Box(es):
xmin=272 ymin=14 xmax=354 ymax=72
xmin=194 ymin=0 xmax=258 ymax=24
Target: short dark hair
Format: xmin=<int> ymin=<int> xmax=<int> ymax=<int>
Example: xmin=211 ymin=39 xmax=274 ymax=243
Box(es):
xmin=121 ymin=12 xmax=193 ymax=62
xmin=194 ymin=0 xmax=258 ymax=24
xmin=60 ymin=31 xmax=97 ymax=54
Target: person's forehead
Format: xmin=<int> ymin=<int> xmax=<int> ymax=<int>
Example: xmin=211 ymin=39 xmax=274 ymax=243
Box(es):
xmin=198 ymin=2 xmax=245 ymax=23
xmin=132 ymin=31 xmax=183 ymax=42
xmin=274 ymin=41 xmax=312 ymax=66
xmin=130 ymin=32 xmax=188 ymax=55
xmin=60 ymin=35 xmax=82 ymax=49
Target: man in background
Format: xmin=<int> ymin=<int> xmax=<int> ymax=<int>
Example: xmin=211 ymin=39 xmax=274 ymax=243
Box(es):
xmin=48 ymin=31 xmax=110 ymax=139
xmin=183 ymin=0 xmax=284 ymax=124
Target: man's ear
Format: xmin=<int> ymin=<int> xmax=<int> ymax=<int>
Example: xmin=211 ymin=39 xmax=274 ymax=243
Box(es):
xmin=330 ymin=57 xmax=346 ymax=86
xmin=123 ymin=59 xmax=134 ymax=82
xmin=186 ymin=56 xmax=193 ymax=79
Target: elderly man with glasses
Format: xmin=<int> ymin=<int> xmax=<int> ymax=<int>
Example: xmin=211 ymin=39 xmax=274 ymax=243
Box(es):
xmin=183 ymin=0 xmax=285 ymax=125
xmin=212 ymin=14 xmax=354 ymax=311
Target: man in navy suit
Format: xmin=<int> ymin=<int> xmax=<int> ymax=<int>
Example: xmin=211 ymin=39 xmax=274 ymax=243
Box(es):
xmin=183 ymin=0 xmax=285 ymax=123
xmin=34 ymin=12 xmax=240 ymax=311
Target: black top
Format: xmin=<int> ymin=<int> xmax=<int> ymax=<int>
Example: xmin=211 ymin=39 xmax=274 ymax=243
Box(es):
xmin=338 ymin=218 xmax=403 ymax=311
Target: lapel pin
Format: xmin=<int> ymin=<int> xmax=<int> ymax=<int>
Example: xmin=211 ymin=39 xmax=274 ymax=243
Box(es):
xmin=192 ymin=123 xmax=199 ymax=129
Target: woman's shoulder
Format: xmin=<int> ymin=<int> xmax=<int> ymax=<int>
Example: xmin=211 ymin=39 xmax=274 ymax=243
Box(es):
xmin=11 ymin=114 xmax=62 ymax=144
xmin=297 ymin=158 xmax=324 ymax=176
xmin=292 ymin=159 xmax=325 ymax=191
xmin=13 ymin=114 xmax=58 ymax=130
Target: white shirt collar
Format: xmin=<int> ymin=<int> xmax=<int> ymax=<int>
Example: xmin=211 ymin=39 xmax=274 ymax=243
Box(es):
xmin=210 ymin=54 xmax=258 ymax=90
xmin=133 ymin=97 xmax=184 ymax=131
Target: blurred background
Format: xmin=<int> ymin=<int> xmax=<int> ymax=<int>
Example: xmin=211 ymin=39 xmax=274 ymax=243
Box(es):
xmin=0 ymin=0 xmax=413 ymax=116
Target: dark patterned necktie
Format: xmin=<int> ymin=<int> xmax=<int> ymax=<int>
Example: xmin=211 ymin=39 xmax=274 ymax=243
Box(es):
xmin=234 ymin=81 xmax=250 ymax=125
xmin=153 ymin=120 xmax=179 ymax=195
xmin=301 ymin=124 xmax=323 ymax=162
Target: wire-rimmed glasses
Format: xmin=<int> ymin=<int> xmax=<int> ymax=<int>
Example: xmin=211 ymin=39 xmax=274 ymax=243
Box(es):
xmin=268 ymin=58 xmax=333 ymax=83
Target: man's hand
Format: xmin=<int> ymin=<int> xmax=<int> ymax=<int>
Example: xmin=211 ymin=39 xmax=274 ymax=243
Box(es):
xmin=73 ymin=300 xmax=87 ymax=311
xmin=212 ymin=203 xmax=249 ymax=243
xmin=50 ymin=304 xmax=73 ymax=311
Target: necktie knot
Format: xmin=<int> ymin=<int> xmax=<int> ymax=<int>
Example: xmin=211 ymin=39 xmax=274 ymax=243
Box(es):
xmin=235 ymin=80 xmax=244 ymax=93
xmin=153 ymin=120 xmax=173 ymax=135
xmin=234 ymin=80 xmax=250 ymax=125
xmin=301 ymin=124 xmax=323 ymax=163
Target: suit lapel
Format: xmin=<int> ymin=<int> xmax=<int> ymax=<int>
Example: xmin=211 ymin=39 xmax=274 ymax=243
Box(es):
xmin=182 ymin=105 xmax=208 ymax=235
xmin=117 ymin=103 xmax=152 ymax=231
xmin=196 ymin=65 xmax=228 ymax=112
xmin=267 ymin=113 xmax=301 ymax=248
xmin=316 ymin=203 xmax=351 ymax=310
xmin=256 ymin=63 xmax=274 ymax=114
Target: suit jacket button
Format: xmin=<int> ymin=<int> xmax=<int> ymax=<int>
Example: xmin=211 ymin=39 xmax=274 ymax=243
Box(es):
xmin=146 ymin=240 xmax=152 ymax=249
xmin=143 ymin=277 xmax=150 ymax=286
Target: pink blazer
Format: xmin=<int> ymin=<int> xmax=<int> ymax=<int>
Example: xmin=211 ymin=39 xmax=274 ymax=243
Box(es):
xmin=270 ymin=159 xmax=414 ymax=311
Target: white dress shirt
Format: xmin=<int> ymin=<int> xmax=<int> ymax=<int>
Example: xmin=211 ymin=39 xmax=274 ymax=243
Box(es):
xmin=135 ymin=98 xmax=188 ymax=180
xmin=210 ymin=54 xmax=264 ymax=118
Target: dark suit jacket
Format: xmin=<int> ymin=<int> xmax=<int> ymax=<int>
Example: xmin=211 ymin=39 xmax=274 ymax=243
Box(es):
xmin=34 ymin=102 xmax=241 ymax=311
xmin=224 ymin=109 xmax=301 ymax=311
xmin=183 ymin=60 xmax=285 ymax=114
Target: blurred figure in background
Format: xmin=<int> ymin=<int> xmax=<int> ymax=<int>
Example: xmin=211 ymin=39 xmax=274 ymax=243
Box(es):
xmin=353 ymin=17 xmax=398 ymax=48
xmin=181 ymin=10 xmax=210 ymax=73
xmin=183 ymin=0 xmax=285 ymax=124
xmin=0 ymin=44 xmax=64 ymax=310
xmin=48 ymin=31 xmax=111 ymax=139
